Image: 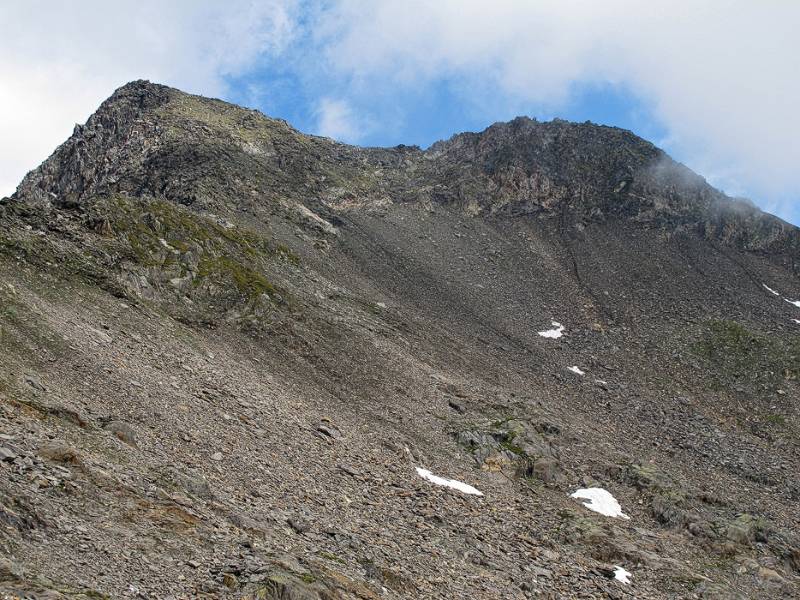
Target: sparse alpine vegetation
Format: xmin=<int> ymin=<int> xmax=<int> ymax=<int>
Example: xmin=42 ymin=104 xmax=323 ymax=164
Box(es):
xmin=693 ymin=319 xmax=800 ymax=389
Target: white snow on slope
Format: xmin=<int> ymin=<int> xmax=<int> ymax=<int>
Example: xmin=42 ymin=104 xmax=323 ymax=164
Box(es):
xmin=785 ymin=298 xmax=800 ymax=308
xmin=567 ymin=366 xmax=585 ymax=375
xmin=416 ymin=467 xmax=483 ymax=496
xmin=538 ymin=322 xmax=565 ymax=338
xmin=613 ymin=565 xmax=632 ymax=584
xmin=763 ymin=283 xmax=780 ymax=296
xmin=570 ymin=487 xmax=630 ymax=519
xmin=792 ymin=319 xmax=800 ymax=325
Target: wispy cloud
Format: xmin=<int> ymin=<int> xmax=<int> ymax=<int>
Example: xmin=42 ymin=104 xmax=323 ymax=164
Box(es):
xmin=314 ymin=97 xmax=366 ymax=142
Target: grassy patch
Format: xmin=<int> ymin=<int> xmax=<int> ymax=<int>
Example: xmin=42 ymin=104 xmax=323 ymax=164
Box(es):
xmin=694 ymin=320 xmax=765 ymax=361
xmin=316 ymin=551 xmax=345 ymax=564
xmin=93 ymin=195 xmax=296 ymax=309
xmin=196 ymin=255 xmax=277 ymax=301
xmin=497 ymin=431 xmax=525 ymax=456
xmin=692 ymin=319 xmax=800 ymax=388
xmin=103 ymin=195 xmax=298 ymax=266
xmin=764 ymin=414 xmax=786 ymax=425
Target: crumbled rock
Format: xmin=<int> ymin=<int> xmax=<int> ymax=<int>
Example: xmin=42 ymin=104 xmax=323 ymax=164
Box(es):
xmin=37 ymin=441 xmax=80 ymax=464
xmin=316 ymin=423 xmax=341 ymax=440
xmin=0 ymin=447 xmax=17 ymax=462
xmin=103 ymin=420 xmax=138 ymax=447
xmin=24 ymin=374 xmax=46 ymax=392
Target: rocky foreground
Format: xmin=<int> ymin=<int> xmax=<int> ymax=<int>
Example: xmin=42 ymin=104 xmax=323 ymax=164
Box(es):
xmin=0 ymin=81 xmax=798 ymax=598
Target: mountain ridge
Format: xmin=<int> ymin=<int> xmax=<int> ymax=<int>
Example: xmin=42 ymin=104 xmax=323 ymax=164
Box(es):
xmin=9 ymin=80 xmax=798 ymax=261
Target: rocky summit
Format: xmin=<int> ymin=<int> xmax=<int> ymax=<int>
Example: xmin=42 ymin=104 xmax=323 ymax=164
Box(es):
xmin=0 ymin=80 xmax=798 ymax=599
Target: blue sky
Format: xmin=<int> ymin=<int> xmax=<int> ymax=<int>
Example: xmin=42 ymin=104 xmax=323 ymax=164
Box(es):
xmin=226 ymin=72 xmax=668 ymax=153
xmin=2 ymin=1 xmax=799 ymax=224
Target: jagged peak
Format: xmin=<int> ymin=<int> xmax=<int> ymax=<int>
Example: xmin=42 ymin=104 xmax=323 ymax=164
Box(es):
xmin=87 ymin=80 xmax=173 ymax=124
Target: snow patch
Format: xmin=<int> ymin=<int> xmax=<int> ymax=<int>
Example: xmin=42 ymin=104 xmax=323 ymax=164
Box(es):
xmin=763 ymin=283 xmax=780 ymax=296
xmin=792 ymin=319 xmax=800 ymax=325
xmin=416 ymin=467 xmax=483 ymax=496
xmin=613 ymin=565 xmax=631 ymax=584
xmin=570 ymin=487 xmax=630 ymax=519
xmin=567 ymin=366 xmax=585 ymax=375
xmin=785 ymin=298 xmax=800 ymax=308
xmin=538 ymin=322 xmax=565 ymax=338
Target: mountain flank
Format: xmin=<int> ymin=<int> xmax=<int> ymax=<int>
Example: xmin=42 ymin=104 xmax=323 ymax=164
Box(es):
xmin=0 ymin=80 xmax=799 ymax=599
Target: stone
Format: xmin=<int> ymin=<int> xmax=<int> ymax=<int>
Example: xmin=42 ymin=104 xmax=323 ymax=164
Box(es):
xmin=448 ymin=399 xmax=467 ymax=414
xmin=316 ymin=424 xmax=341 ymax=439
xmin=530 ymin=457 xmax=563 ymax=484
xmin=736 ymin=557 xmax=759 ymax=573
xmin=687 ymin=520 xmax=716 ymax=539
xmin=338 ymin=464 xmax=360 ymax=477
xmin=211 ymin=452 xmax=224 ymax=461
xmin=288 ymin=517 xmax=310 ymax=534
xmin=260 ymin=573 xmax=323 ymax=600
xmin=726 ymin=514 xmax=767 ymax=545
xmin=0 ymin=446 xmax=17 ymax=462
xmin=757 ymin=567 xmax=785 ymax=584
xmin=38 ymin=441 xmax=80 ymax=464
xmin=103 ymin=420 xmax=138 ymax=446
xmin=651 ymin=491 xmax=688 ymax=527
xmin=166 ymin=468 xmax=213 ymax=499
xmin=90 ymin=327 xmax=113 ymax=343
xmin=24 ymin=374 xmax=46 ymax=391
xmin=0 ymin=557 xmax=23 ymax=580
xmin=532 ymin=566 xmax=552 ymax=579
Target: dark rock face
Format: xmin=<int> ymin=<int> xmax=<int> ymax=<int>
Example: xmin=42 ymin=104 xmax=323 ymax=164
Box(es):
xmin=16 ymin=81 xmax=173 ymax=209
xmin=425 ymin=117 xmax=798 ymax=257
xmin=1 ymin=81 xmax=799 ymax=599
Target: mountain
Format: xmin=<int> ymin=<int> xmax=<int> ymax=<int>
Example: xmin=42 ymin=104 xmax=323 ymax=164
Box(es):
xmin=0 ymin=80 xmax=798 ymax=599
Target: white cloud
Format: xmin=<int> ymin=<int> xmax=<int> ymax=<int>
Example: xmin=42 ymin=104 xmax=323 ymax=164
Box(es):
xmin=314 ymin=0 xmax=800 ymax=220
xmin=314 ymin=97 xmax=364 ymax=142
xmin=0 ymin=0 xmax=299 ymax=197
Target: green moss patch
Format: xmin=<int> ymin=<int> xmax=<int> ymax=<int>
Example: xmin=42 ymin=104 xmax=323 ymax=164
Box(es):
xmin=692 ymin=319 xmax=800 ymax=388
xmin=92 ymin=195 xmax=296 ymax=308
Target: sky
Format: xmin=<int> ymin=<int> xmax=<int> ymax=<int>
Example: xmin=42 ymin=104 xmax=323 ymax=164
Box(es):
xmin=2 ymin=1 xmax=799 ymax=224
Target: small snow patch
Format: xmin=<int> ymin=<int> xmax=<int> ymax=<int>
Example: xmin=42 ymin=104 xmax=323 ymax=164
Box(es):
xmin=792 ymin=319 xmax=800 ymax=325
xmin=416 ymin=467 xmax=483 ymax=496
xmin=567 ymin=366 xmax=585 ymax=375
xmin=538 ymin=322 xmax=565 ymax=338
xmin=763 ymin=283 xmax=780 ymax=296
xmin=785 ymin=298 xmax=800 ymax=308
xmin=570 ymin=487 xmax=629 ymax=519
xmin=613 ymin=565 xmax=631 ymax=584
